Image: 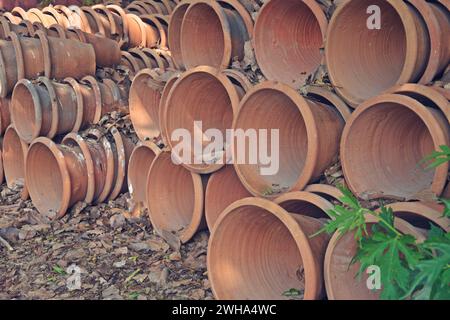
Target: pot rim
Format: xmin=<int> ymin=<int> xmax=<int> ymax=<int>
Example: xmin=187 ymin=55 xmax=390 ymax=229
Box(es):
xmin=37 ymin=76 xmax=60 ymax=139
xmin=81 ymin=76 xmax=103 ymax=124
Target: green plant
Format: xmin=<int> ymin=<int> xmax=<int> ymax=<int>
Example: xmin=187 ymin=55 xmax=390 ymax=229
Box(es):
xmin=421 ymin=145 xmax=450 ymax=169
xmin=315 ymin=185 xmax=450 ymax=300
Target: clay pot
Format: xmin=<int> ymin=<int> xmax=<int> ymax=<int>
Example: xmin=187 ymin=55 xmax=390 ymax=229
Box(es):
xmin=304 ymin=183 xmax=344 ymax=202
xmin=205 ymin=165 xmax=251 ymax=230
xmin=92 ymin=4 xmax=117 ymax=39
xmin=140 ymin=14 xmax=166 ymax=48
xmin=0 ymin=96 xmax=11 ymax=134
xmin=70 ymin=76 xmax=102 ymax=126
xmin=274 ymin=191 xmax=335 ymax=219
xmin=146 ymin=151 xmax=207 ymax=243
xmin=127 ymin=141 xmax=160 ymax=213
xmin=162 ymin=66 xmax=241 ymax=173
xmin=341 ymin=93 xmax=450 ymax=201
xmin=10 ymin=77 xmax=81 ymax=143
xmin=180 ymin=0 xmax=253 ymax=69
xmin=120 ymin=51 xmax=146 ymax=75
xmin=168 ymin=0 xmax=191 ymax=70
xmin=326 ymin=0 xmax=431 ymax=107
xmin=106 ymin=4 xmax=130 ymax=47
xmin=26 ymin=136 xmax=89 ymax=218
xmin=324 ymin=208 xmax=440 ymax=300
xmin=129 ymin=68 xmax=166 ymax=142
xmin=0 ymin=16 xmax=31 ymax=39
xmin=42 ymin=6 xmax=70 ymax=28
xmin=407 ymin=0 xmax=450 ymax=84
xmin=81 ymin=6 xmax=105 ymax=35
xmin=0 ymin=40 xmax=19 ymax=98
xmin=34 ymin=31 xmax=96 ymax=80
xmin=2 ymin=125 xmax=29 ymax=198
xmin=233 ymin=81 xmax=345 ymax=198
xmin=254 ymin=0 xmax=327 ymax=87
xmin=304 ymin=86 xmax=352 ymax=121
xmin=26 ymin=127 xmax=135 ymax=217
xmin=66 ymin=28 xmax=121 ymax=67
xmin=208 ymin=197 xmax=330 ymax=300
xmin=158 ymin=72 xmax=180 ymax=145
xmin=126 ymin=13 xmax=147 ymax=47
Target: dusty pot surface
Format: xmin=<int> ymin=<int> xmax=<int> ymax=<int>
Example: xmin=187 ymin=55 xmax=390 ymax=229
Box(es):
xmin=326 ymin=0 xmax=430 ymax=107
xmin=180 ymin=0 xmax=252 ymax=69
xmin=341 ymin=93 xmax=450 ymax=201
xmin=204 ymin=165 xmax=251 ymax=231
xmin=168 ymin=0 xmax=191 ymax=70
xmin=2 ymin=125 xmax=29 ymax=198
xmin=162 ymin=66 xmax=240 ymax=174
xmin=254 ymin=0 xmax=327 ymax=87
xmin=146 ymin=151 xmax=207 ymax=243
xmin=233 ymin=81 xmax=344 ymax=198
xmin=127 ymin=141 xmax=161 ymax=214
xmin=0 ymin=39 xmax=19 ymax=97
xmin=208 ymin=197 xmax=330 ymax=300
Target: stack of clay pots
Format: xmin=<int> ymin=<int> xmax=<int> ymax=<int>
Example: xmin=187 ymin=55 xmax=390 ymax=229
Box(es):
xmin=0 ymin=0 xmax=449 ymax=301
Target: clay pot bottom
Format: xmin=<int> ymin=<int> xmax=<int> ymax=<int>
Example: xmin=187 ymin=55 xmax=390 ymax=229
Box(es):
xmin=341 ymin=95 xmax=449 ymax=200
xmin=324 ymin=217 xmax=426 ymax=300
xmin=127 ymin=142 xmax=160 ymax=209
xmin=204 ymin=165 xmax=251 ymax=231
xmin=168 ymin=1 xmax=190 ymax=69
xmin=326 ymin=0 xmax=429 ymax=107
xmin=129 ymin=70 xmax=164 ymax=141
xmin=164 ymin=67 xmax=239 ymax=173
xmin=233 ymin=82 xmax=344 ymax=198
xmin=2 ymin=126 xmax=28 ymax=197
xmin=254 ymin=0 xmax=327 ymax=86
xmin=146 ymin=152 xmax=204 ymax=243
xmin=208 ymin=198 xmax=329 ymax=300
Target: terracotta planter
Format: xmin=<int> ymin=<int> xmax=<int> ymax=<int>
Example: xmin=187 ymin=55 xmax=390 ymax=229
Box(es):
xmin=126 ymin=13 xmax=147 ymax=48
xmin=26 ymin=127 xmax=135 ymax=217
xmin=138 ymin=48 xmax=166 ymax=69
xmin=0 ymin=40 xmax=19 ymax=98
xmin=274 ymin=191 xmax=335 ymax=219
xmin=305 ymin=183 xmax=344 ymax=203
xmin=34 ymin=31 xmax=96 ymax=80
xmin=127 ymin=141 xmax=160 ymax=215
xmin=0 ymin=16 xmax=32 ymax=39
xmin=208 ymin=197 xmax=330 ymax=300
xmin=11 ymin=77 xmax=81 ymax=143
xmin=162 ymin=66 xmax=241 ymax=174
xmin=158 ymin=71 xmax=180 ymax=145
xmin=140 ymin=14 xmax=166 ymax=48
xmin=92 ymin=4 xmax=117 ymax=39
xmin=180 ymin=0 xmax=253 ymax=69
xmin=233 ymin=81 xmax=345 ymax=198
xmin=106 ymin=4 xmax=130 ymax=47
xmin=205 ymin=165 xmax=251 ymax=231
xmin=0 ymin=97 xmax=11 ymax=134
xmin=326 ymin=0 xmax=430 ymax=107
xmin=129 ymin=68 xmax=167 ymax=142
xmin=42 ymin=6 xmax=70 ymax=28
xmin=341 ymin=93 xmax=450 ymax=201
xmin=168 ymin=0 xmax=191 ymax=70
xmin=2 ymin=125 xmax=29 ymax=198
xmin=304 ymin=86 xmax=352 ymax=121
xmin=120 ymin=51 xmax=146 ymax=75
xmin=10 ymin=32 xmax=46 ymax=83
xmin=324 ymin=207 xmax=444 ymax=300
xmin=146 ymin=151 xmax=207 ymax=243
xmin=407 ymin=0 xmax=450 ymax=84
xmin=81 ymin=6 xmax=105 ymax=35
xmin=254 ymin=0 xmax=327 ymax=87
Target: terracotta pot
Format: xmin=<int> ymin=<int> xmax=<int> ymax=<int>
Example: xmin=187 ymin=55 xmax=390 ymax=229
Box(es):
xmin=140 ymin=14 xmax=166 ymax=48
xmin=68 ymin=5 xmax=92 ymax=33
xmin=168 ymin=0 xmax=191 ymax=70
xmin=0 ymin=16 xmax=32 ymax=39
xmin=0 ymin=96 xmax=11 ymax=135
xmin=126 ymin=13 xmax=147 ymax=47
xmin=47 ymin=23 xmax=67 ymax=38
xmin=341 ymin=93 xmax=450 ymax=201
xmin=205 ymin=165 xmax=251 ymax=231
xmin=158 ymin=71 xmax=180 ymax=145
xmin=141 ymin=48 xmax=167 ymax=69
xmin=81 ymin=6 xmax=105 ymax=35
xmin=274 ymin=191 xmax=335 ymax=219
xmin=162 ymin=66 xmax=241 ymax=174
xmin=127 ymin=141 xmax=160 ymax=214
xmin=326 ymin=0 xmax=430 ymax=107
xmin=2 ymin=125 xmax=29 ymax=198
xmin=152 ymin=48 xmax=173 ymax=68
xmin=407 ymin=0 xmax=450 ymax=84
xmin=92 ymin=4 xmax=117 ymax=39
xmin=11 ymin=7 xmax=29 ymax=21
xmin=106 ymin=4 xmax=130 ymax=47
xmin=3 ymin=12 xmax=22 ymax=25
xmin=42 ymin=6 xmax=70 ymax=28
xmin=64 ymin=28 xmax=120 ymax=68
xmin=129 ymin=68 xmax=166 ymax=142
xmin=208 ymin=197 xmax=330 ymax=300
xmin=254 ymin=0 xmax=327 ymax=87
xmin=180 ymin=0 xmax=253 ymax=69
xmin=304 ymin=86 xmax=352 ymax=120
xmin=73 ymin=76 xmax=102 ymax=126
xmin=233 ymin=81 xmax=345 ymax=198
xmin=34 ymin=31 xmax=96 ymax=80
xmin=120 ymin=51 xmax=145 ymax=75
xmin=10 ymin=77 xmax=81 ymax=143
xmin=304 ymin=183 xmax=344 ymax=202
xmin=0 ymin=40 xmax=19 ymax=98
xmin=146 ymin=151 xmax=207 ymax=243
xmin=26 ymin=136 xmax=89 ymax=218
xmin=324 ymin=211 xmax=436 ymax=300
xmin=128 ymin=1 xmax=165 ymax=15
